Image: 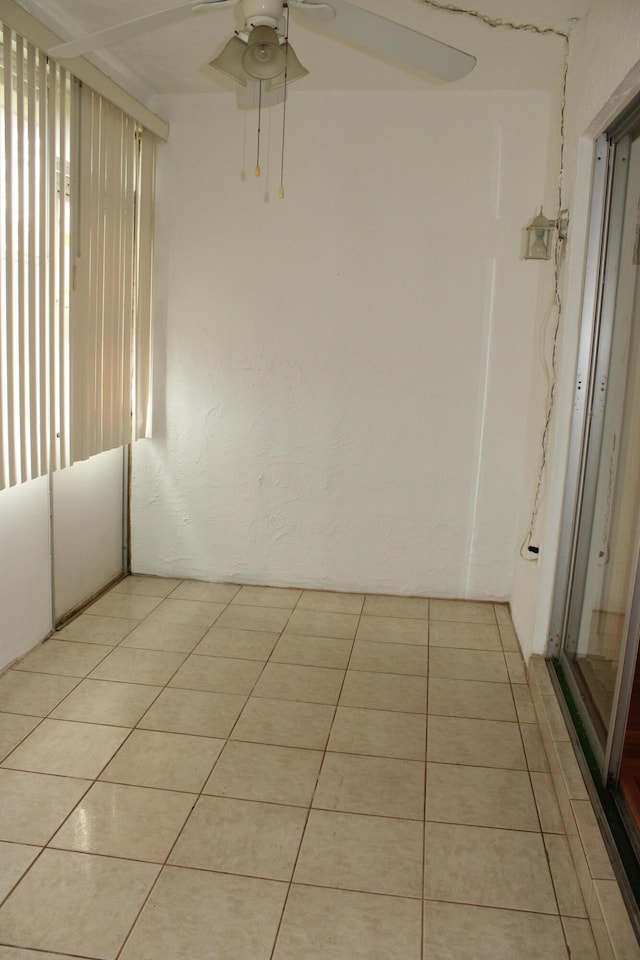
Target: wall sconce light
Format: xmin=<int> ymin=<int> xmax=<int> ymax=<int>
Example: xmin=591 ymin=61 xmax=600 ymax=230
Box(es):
xmin=523 ymin=208 xmax=569 ymax=260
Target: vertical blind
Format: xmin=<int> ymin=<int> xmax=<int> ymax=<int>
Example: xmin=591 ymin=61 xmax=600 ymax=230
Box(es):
xmin=0 ymin=26 xmax=71 ymax=488
xmin=0 ymin=22 xmax=156 ymax=491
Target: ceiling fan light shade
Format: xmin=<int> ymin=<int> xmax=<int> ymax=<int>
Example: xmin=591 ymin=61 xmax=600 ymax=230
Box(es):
xmin=209 ymin=35 xmax=249 ymax=86
xmin=267 ymin=42 xmax=309 ymax=88
xmin=242 ymin=25 xmax=286 ymax=80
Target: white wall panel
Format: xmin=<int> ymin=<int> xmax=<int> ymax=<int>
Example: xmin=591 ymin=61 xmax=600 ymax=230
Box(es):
xmin=52 ymin=447 xmax=124 ymax=619
xmin=0 ymin=475 xmax=51 ymax=668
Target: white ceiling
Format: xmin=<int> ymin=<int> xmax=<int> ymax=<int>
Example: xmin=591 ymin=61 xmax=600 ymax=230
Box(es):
xmin=16 ymin=0 xmax=592 ymax=104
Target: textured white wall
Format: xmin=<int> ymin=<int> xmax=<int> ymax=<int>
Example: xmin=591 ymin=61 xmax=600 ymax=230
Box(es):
xmin=511 ymin=0 xmax=640 ymax=660
xmin=132 ymin=88 xmax=557 ymax=600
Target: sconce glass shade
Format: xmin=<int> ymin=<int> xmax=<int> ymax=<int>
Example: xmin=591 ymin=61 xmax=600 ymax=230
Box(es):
xmin=210 ymin=36 xmax=249 ymax=86
xmin=268 ymin=43 xmax=309 ymax=88
xmin=525 ymin=208 xmax=556 ymax=260
xmin=242 ymin=25 xmax=286 ymax=80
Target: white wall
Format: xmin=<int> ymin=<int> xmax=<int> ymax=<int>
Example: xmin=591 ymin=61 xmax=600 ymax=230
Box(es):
xmin=132 ymin=86 xmax=560 ymax=600
xmin=52 ymin=448 xmax=125 ymax=619
xmin=0 ymin=477 xmax=52 ymax=668
xmin=511 ymin=0 xmax=640 ymax=660
xmin=0 ymin=448 xmax=125 ymax=672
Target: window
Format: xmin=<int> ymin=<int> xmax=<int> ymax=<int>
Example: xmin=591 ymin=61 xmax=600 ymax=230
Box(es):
xmin=0 ymin=22 xmax=155 ymax=492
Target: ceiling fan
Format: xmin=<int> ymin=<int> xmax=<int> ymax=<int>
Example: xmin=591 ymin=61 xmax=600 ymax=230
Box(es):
xmin=47 ymin=0 xmax=477 ymax=89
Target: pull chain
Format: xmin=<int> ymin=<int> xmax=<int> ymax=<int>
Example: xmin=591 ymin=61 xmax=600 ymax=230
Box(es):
xmin=279 ymin=69 xmax=287 ymax=198
xmin=255 ymin=79 xmax=262 ymax=177
xmin=279 ymin=8 xmax=290 ymax=198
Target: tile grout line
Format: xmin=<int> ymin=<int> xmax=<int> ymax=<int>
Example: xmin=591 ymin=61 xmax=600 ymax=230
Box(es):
xmin=265 ymin=589 xmax=363 ymax=960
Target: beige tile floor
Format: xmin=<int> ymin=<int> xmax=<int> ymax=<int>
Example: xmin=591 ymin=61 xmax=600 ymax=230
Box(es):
xmin=0 ymin=577 xmax=600 ymax=960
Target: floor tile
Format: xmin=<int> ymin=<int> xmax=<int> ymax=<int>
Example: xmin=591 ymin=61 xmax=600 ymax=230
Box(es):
xmin=531 ymin=771 xmax=565 ymax=833
xmin=285 ymin=610 xmax=359 ymax=640
xmin=169 ymin=795 xmax=306 ymax=880
xmin=593 ymin=878 xmax=640 ymax=958
xmin=348 ymin=640 xmax=428 ymax=676
xmin=555 ymin=741 xmax=589 ymax=800
xmin=294 ymin=810 xmax=423 ymax=898
xmin=204 ymin=740 xmax=323 ymax=806
xmin=1 ymin=719 xmax=129 ymax=779
xmin=493 ymin=603 xmax=513 ymax=627
xmin=13 ymin=640 xmax=112 ymax=678
xmin=0 ymin=714 xmax=40 ymax=761
xmin=572 ymin=799 xmax=616 ymax=880
xmin=100 ymin=729 xmax=224 ymax=792
xmin=50 ymin=678 xmax=160 ymax=726
xmin=429 ymin=620 xmax=502 ymax=650
xmin=0 ymin=842 xmax=40 ymax=903
xmin=297 ymin=591 xmax=364 ymax=615
xmin=428 ymin=677 xmax=516 ymax=721
xmin=194 ymin=626 xmax=278 ymax=660
xmin=505 ymin=651 xmax=528 ymax=684
xmin=422 ymin=901 xmax=568 ymax=960
xmin=499 ymin=622 xmax=521 ymax=652
xmin=423 ymin=821 xmax=557 ymax=913
xmin=513 ymin=683 xmax=537 ymax=723
xmin=521 ymin=723 xmax=549 ymax=771
xmin=270 ymin=633 xmax=353 ymax=669
xmin=253 ymin=662 xmax=344 ymax=704
xmin=232 ymin=585 xmax=302 ymax=608
xmin=89 ymin=646 xmax=186 ymax=685
xmin=119 ymin=619 xmax=206 ymax=653
xmin=144 ymin=597 xmax=226 ymax=628
xmin=544 ymin=833 xmax=587 ymax=917
xmin=427 ymin=716 xmax=526 ymax=769
xmin=54 ymin=613 xmax=138 ymax=644
xmin=355 ymin=616 xmax=428 ymax=645
xmin=215 ymin=604 xmax=291 ymax=633
xmin=170 ymin=580 xmax=240 ymax=603
xmin=169 ymin=654 xmax=263 ymax=694
xmin=50 ymin=781 xmax=194 ymax=862
xmin=137 ymin=687 xmax=246 ymax=737
xmin=231 ymin=697 xmax=334 ymax=750
xmin=429 ymin=647 xmax=509 ymax=683
xmin=0 ymin=849 xmax=158 ymax=959
xmin=430 ymin=599 xmax=497 ymax=623
xmin=327 ymin=706 xmax=426 ymax=760
xmin=0 ymin=769 xmax=89 ymax=844
xmin=562 ymin=917 xmax=599 ymax=960
xmin=0 ymin=671 xmax=79 ymax=717
xmin=119 ymin=866 xmax=287 ymax=960
xmin=272 ymin=884 xmax=422 ymax=960
xmin=86 ymin=593 xmax=163 ymax=620
xmin=110 ymin=575 xmax=182 ymax=597
xmin=425 ymin=763 xmax=539 ymax=831
xmin=314 ymin=752 xmax=424 ymax=819
xmin=362 ymin=595 xmax=429 ymax=619
xmin=340 ymin=671 xmax=427 ymax=714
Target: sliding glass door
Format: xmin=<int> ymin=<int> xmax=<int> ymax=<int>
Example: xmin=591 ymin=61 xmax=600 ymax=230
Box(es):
xmin=553 ymin=112 xmax=640 ymax=843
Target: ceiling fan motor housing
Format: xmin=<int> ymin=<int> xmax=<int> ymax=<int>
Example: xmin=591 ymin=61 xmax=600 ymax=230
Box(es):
xmin=242 ymin=0 xmax=285 ymax=29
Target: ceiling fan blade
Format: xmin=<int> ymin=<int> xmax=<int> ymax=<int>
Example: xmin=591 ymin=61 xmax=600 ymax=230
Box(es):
xmin=301 ymin=0 xmax=476 ymax=82
xmin=48 ymin=0 xmax=237 ymax=60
